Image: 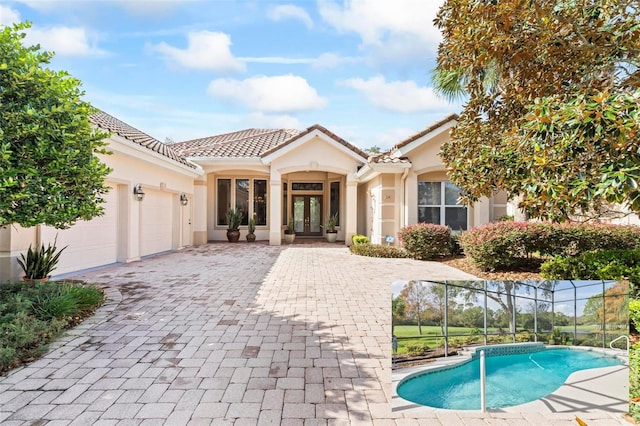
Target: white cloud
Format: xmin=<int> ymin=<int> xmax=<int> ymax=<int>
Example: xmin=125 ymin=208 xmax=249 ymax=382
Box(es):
xmin=151 ymin=31 xmax=245 ymax=72
xmin=0 ymin=5 xmax=20 ymax=26
xmin=116 ymin=0 xmax=183 ymax=16
xmin=240 ymin=56 xmax=314 ymax=65
xmin=207 ymin=74 xmax=327 ymax=113
xmin=246 ymin=112 xmax=302 ymax=129
xmin=311 ymin=53 xmax=363 ymax=69
xmin=318 ymin=0 xmax=443 ymax=64
xmin=25 ymin=26 xmax=107 ymax=57
xmin=268 ymin=4 xmax=314 ymax=29
xmin=342 ymin=75 xmax=450 ymax=113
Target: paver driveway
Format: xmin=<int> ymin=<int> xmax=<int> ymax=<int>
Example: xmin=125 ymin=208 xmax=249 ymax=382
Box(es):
xmin=0 ymin=243 xmax=630 ymax=425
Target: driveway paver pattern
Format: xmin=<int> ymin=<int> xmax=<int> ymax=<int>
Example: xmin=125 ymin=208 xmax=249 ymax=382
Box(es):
xmin=0 ymin=243 xmax=630 ymax=425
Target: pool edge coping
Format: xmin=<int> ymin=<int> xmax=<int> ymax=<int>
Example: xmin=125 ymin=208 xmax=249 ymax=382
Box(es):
xmin=392 ymin=343 xmax=629 ymax=416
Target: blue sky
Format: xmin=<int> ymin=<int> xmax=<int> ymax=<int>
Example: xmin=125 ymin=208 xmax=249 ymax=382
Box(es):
xmin=1 ymin=0 xmax=461 ymax=149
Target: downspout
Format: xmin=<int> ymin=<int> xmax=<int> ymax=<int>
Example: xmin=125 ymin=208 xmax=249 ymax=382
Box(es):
xmin=400 ymin=168 xmax=409 ymax=230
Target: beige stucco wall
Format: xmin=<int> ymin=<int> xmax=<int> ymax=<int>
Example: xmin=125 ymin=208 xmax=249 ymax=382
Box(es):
xmin=1 ymin=136 xmax=199 ymax=282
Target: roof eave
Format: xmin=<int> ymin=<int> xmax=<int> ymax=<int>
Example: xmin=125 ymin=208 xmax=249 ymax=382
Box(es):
xmin=392 ymin=116 xmax=458 ymax=158
xmin=108 ymin=134 xmax=203 ymax=177
xmin=261 ymin=129 xmax=368 ymax=164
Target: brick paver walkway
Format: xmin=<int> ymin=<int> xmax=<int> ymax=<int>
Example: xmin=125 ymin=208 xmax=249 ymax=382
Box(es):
xmin=0 ymin=243 xmax=630 ymax=425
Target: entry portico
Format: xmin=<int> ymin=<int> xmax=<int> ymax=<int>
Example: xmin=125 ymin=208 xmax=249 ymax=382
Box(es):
xmin=174 ymin=124 xmax=369 ymax=246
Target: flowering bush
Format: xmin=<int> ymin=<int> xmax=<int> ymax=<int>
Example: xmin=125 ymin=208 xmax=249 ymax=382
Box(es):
xmin=460 ymin=221 xmax=640 ymax=271
xmin=398 ymin=223 xmax=453 ymax=260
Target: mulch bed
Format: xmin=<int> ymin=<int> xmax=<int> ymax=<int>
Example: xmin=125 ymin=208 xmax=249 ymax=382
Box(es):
xmin=440 ymin=255 xmax=543 ymax=281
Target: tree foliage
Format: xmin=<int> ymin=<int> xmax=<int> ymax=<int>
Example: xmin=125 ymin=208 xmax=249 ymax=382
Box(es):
xmin=0 ymin=22 xmax=111 ymax=228
xmin=434 ymin=0 xmax=640 ymax=221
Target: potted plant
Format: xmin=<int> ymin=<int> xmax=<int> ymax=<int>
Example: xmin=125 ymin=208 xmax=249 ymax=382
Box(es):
xmin=246 ymin=217 xmax=256 ymax=242
xmin=324 ymin=212 xmax=339 ymax=243
xmin=17 ymin=238 xmax=67 ymax=283
xmin=226 ymin=208 xmax=243 ymax=242
xmin=284 ymin=217 xmax=295 ymax=243
xmin=549 ymin=327 xmax=562 ymax=345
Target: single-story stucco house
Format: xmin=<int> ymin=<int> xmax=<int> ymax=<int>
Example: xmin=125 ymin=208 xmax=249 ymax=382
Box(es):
xmin=2 ymin=111 xmax=637 ymax=283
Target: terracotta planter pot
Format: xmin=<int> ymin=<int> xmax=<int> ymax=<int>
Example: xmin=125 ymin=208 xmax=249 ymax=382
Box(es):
xmin=246 ymin=234 xmax=256 ymax=242
xmin=227 ymin=229 xmax=241 ymax=243
xmin=22 ymin=276 xmax=50 ymax=284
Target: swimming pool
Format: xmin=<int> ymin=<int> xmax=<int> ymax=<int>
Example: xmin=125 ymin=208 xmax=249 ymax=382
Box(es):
xmin=396 ymin=346 xmax=624 ymax=410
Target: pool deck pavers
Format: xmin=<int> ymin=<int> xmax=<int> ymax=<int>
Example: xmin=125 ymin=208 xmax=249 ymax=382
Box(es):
xmin=0 ymin=242 xmax=631 ymax=425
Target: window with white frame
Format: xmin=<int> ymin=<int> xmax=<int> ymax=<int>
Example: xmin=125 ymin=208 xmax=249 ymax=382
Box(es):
xmin=418 ymin=181 xmax=467 ymax=230
xmin=217 ymin=178 xmax=267 ymax=226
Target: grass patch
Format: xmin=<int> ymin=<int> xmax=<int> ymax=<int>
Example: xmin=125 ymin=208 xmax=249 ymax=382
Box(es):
xmin=0 ymin=280 xmax=104 ymax=374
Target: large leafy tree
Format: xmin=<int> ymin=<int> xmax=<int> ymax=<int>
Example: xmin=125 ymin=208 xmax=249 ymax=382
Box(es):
xmin=434 ymin=0 xmax=640 ymax=221
xmin=0 ymin=22 xmax=111 ymax=229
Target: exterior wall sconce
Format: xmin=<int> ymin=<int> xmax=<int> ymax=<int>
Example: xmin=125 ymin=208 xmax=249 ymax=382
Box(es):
xmin=133 ymin=184 xmax=145 ymax=201
xmin=180 ymin=193 xmax=189 ymax=206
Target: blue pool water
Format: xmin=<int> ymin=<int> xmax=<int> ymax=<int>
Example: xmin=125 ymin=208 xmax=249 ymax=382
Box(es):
xmin=397 ymin=348 xmax=623 ymax=410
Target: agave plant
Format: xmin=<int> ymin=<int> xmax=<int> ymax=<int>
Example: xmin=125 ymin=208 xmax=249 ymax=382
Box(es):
xmin=17 ymin=238 xmax=67 ymax=280
xmin=225 ymin=208 xmax=243 ymax=230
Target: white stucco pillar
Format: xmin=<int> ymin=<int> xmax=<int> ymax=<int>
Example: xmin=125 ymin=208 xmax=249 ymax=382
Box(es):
xmin=472 ymin=196 xmax=491 ymax=228
xmin=345 ymin=177 xmax=358 ymax=246
xmin=193 ymin=178 xmax=208 ymax=245
xmin=128 ymin=183 xmax=142 ymax=262
xmin=405 ymin=172 xmax=418 ymax=226
xmin=269 ymin=170 xmax=282 ymax=246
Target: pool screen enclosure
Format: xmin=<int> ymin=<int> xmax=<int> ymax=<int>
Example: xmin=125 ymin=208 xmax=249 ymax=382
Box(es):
xmin=394 ymin=280 xmax=629 ymax=356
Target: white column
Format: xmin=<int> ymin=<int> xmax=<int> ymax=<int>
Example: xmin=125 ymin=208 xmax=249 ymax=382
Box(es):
xmin=405 ymin=172 xmax=418 ymax=226
xmin=269 ymin=170 xmax=282 ymax=245
xmin=193 ymin=178 xmax=208 ymax=245
xmin=129 ymin=183 xmax=142 ymax=262
xmin=472 ymin=196 xmax=491 ymax=228
xmin=345 ymin=177 xmax=358 ymax=246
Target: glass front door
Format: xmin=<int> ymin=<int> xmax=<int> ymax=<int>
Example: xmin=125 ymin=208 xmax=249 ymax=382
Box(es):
xmin=292 ymin=195 xmax=322 ymax=236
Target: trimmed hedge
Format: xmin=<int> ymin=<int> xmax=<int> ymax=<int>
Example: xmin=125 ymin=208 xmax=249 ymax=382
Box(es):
xmin=349 ymin=243 xmax=410 ymax=259
xmin=630 ymin=299 xmax=640 ymax=333
xmin=398 ymin=223 xmax=452 ymax=260
xmin=351 ymin=234 xmax=370 ymax=245
xmin=459 ymin=221 xmax=640 ymax=271
xmin=540 ymin=248 xmax=640 ymax=285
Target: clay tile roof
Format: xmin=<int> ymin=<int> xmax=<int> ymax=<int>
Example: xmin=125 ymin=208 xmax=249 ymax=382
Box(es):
xmin=370 ymin=153 xmax=411 ymax=164
xmin=90 ymin=110 xmax=197 ymax=169
xmin=393 ymin=113 xmax=459 ymax=150
xmin=260 ymin=124 xmax=369 ymax=159
xmin=172 ymin=129 xmax=302 ymax=158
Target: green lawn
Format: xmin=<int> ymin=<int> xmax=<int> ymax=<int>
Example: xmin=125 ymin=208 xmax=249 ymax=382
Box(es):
xmin=392 ymin=324 xmax=626 ymax=355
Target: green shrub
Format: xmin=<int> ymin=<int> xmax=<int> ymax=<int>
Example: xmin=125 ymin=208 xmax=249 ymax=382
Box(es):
xmin=540 ymin=248 xmax=640 ymax=280
xmin=460 ymin=221 xmax=640 ymax=271
xmin=405 ymin=342 xmax=429 ymax=356
xmin=351 ymin=234 xmax=370 ymax=245
xmin=630 ymin=299 xmax=640 ymax=332
xmin=631 ymin=343 xmax=640 ymax=414
xmin=349 ymin=243 xmax=410 ymax=258
xmin=0 ymin=281 xmax=104 ymax=374
xmin=398 ymin=223 xmax=452 ymax=260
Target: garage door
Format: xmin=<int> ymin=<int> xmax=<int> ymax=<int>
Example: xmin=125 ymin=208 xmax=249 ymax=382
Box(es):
xmin=41 ymin=183 xmax=119 ymax=276
xmin=140 ymin=189 xmax=173 ymax=257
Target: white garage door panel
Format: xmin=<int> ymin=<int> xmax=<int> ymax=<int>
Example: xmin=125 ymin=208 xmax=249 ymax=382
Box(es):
xmin=41 ymin=184 xmax=119 ymax=276
xmin=140 ymin=190 xmax=172 ymax=257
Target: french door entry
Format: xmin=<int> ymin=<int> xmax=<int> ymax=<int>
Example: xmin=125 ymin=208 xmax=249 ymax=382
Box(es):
xmin=292 ymin=195 xmax=323 ymax=236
